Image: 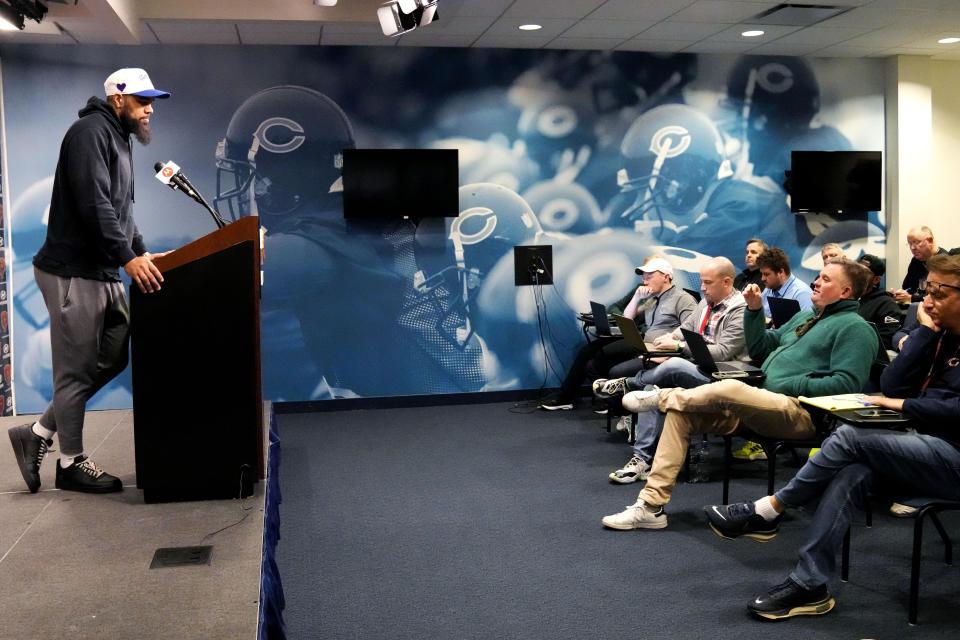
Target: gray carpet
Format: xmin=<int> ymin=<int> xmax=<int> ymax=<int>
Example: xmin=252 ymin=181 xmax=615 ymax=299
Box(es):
xmin=276 ymin=401 xmax=960 ymax=639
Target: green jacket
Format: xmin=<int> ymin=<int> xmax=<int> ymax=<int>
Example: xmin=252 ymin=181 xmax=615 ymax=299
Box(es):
xmin=744 ymin=298 xmax=877 ymax=398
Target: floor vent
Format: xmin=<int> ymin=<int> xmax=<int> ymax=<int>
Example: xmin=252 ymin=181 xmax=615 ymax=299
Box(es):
xmin=150 ymin=545 xmax=213 ymax=569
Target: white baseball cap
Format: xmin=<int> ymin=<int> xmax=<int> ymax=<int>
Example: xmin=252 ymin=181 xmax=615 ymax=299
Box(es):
xmin=104 ymin=68 xmax=171 ymax=99
xmin=636 ymin=257 xmax=674 ymax=277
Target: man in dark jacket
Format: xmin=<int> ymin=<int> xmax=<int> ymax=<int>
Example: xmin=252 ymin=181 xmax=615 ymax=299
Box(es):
xmin=703 ymin=252 xmax=960 ymax=620
xmin=857 ymin=254 xmax=903 ymax=348
xmin=8 ymin=68 xmax=169 ymax=494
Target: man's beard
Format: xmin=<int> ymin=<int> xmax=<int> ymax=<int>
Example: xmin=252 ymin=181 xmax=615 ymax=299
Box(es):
xmin=121 ymin=113 xmax=151 ymax=145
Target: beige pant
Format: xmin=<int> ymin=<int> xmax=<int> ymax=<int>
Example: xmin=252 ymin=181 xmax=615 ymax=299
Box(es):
xmin=638 ymin=379 xmax=815 ymax=506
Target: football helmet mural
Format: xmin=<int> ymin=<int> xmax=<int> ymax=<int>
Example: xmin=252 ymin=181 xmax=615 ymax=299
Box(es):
xmin=214 ymin=85 xmax=356 ymax=225
xmin=521 ymin=179 xmax=607 ymax=234
xmin=614 ymin=104 xmax=730 ymax=224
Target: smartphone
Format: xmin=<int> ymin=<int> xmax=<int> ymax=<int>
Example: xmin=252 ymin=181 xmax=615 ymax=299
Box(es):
xmin=712 ymin=370 xmax=751 ymax=379
xmin=855 ymin=408 xmax=901 ymax=417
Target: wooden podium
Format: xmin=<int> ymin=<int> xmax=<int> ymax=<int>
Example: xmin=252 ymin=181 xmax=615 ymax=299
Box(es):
xmin=130 ymin=216 xmax=263 ymax=503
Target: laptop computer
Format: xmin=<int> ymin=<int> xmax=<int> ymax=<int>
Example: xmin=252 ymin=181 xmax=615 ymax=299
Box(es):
xmin=768 ymin=297 xmax=801 ymax=329
xmin=611 ymin=313 xmax=679 ymax=357
xmin=589 ymin=301 xmax=620 ymax=337
xmin=681 ymin=328 xmax=763 ymax=378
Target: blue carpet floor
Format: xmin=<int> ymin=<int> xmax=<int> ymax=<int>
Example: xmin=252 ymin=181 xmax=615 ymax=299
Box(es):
xmin=276 ymin=401 xmax=960 ymax=639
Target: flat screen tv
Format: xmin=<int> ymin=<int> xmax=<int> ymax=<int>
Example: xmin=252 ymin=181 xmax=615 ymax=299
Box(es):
xmin=342 ymin=148 xmax=459 ymax=219
xmin=789 ymin=150 xmax=882 ymax=214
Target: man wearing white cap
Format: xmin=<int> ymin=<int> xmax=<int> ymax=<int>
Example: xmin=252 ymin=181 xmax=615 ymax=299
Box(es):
xmin=8 ymin=68 xmax=170 ymax=494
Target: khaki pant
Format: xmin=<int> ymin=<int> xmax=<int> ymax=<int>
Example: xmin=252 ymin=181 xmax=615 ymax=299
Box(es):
xmin=638 ymin=379 xmax=815 ymax=506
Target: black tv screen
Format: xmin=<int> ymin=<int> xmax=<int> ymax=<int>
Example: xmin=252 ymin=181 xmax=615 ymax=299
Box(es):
xmin=342 ymin=148 xmax=459 ymax=219
xmin=790 ymin=151 xmax=882 ymax=214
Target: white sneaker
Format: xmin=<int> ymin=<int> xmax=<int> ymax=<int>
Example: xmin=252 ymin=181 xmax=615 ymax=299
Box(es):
xmin=622 ymin=388 xmax=661 ymax=413
xmin=593 ymin=377 xmax=629 ymax=397
xmin=601 ymin=498 xmax=668 ymax=530
xmin=608 ymin=456 xmax=650 ymax=484
xmin=614 ymin=415 xmax=631 ymax=432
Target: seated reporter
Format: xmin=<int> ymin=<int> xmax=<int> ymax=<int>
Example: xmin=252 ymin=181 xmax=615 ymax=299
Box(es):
xmin=703 ymin=252 xmax=960 ymax=620
xmin=599 ymin=258 xmax=877 ymax=531
xmin=591 ymin=257 xmax=748 ymax=483
xmin=539 ymin=257 xmax=694 ymax=410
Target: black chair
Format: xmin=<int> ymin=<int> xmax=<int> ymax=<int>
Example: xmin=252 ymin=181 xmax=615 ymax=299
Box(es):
xmin=841 ymin=497 xmax=960 ymax=625
xmin=682 ymin=287 xmax=701 ymax=303
xmin=720 ymin=408 xmax=837 ymax=504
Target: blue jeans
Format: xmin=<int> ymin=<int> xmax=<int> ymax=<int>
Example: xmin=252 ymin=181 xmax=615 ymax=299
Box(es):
xmin=774 ymin=424 xmax=960 ymax=589
xmin=628 ymin=359 xmax=712 ymax=463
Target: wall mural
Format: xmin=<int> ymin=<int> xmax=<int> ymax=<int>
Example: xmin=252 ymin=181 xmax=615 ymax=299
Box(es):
xmin=0 ymin=97 xmax=11 ymax=415
xmin=0 ymin=45 xmax=884 ymax=408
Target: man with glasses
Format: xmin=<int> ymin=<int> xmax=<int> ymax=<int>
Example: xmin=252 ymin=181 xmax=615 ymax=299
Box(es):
xmin=891 ymin=225 xmax=945 ymax=304
xmin=703 ymin=253 xmax=960 ymax=619
xmin=599 ymin=258 xmax=877 ymax=531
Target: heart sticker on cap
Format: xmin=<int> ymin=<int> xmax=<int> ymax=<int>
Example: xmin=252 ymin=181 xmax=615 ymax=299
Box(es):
xmin=117 ymin=83 xmax=126 ymax=91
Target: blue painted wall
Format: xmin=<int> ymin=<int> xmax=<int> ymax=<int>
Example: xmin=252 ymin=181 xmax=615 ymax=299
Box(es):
xmin=0 ymin=45 xmax=884 ymax=408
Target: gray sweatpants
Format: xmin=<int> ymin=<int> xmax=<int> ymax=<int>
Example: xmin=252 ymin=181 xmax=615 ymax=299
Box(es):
xmin=34 ymin=267 xmax=131 ymax=456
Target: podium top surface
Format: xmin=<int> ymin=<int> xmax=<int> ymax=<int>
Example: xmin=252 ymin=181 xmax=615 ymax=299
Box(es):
xmin=153 ymin=216 xmax=260 ymax=273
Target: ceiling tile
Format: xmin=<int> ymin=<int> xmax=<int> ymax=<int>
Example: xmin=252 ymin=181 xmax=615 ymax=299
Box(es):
xmin=396 ymin=33 xmax=479 ymax=47
xmin=545 ymin=36 xmax=625 ymax=50
xmin=322 ymin=33 xmax=397 ymax=46
xmin=445 ymin=0 xmax=515 ymax=18
xmin=590 ymin=0 xmax=694 ymax=22
xmin=746 ymin=41 xmax=827 ymax=56
xmin=561 ymin=19 xmax=652 ymax=39
xmin=147 ymin=20 xmax=240 ymax=44
xmin=682 ymin=40 xmax=759 ymax=53
xmin=769 ymin=25 xmax=874 ymax=46
xmin=484 ymin=17 xmax=576 ymax=37
xmin=639 ymin=21 xmax=730 ymax=40
xmin=504 ymin=0 xmax=607 ymax=20
xmin=701 ymin=23 xmax=801 ymax=42
xmin=669 ymin=1 xmax=776 ymax=24
xmin=472 ymin=34 xmax=552 ymax=48
xmin=615 ymin=39 xmax=690 ymax=52
xmin=236 ymin=21 xmax=322 ymax=45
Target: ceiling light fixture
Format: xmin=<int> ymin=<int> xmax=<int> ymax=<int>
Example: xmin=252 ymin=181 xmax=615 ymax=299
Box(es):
xmin=742 ymin=30 xmax=765 ymax=37
xmin=518 ymin=24 xmax=542 ymax=31
xmin=378 ymin=0 xmax=438 ymax=37
xmin=939 ymin=37 xmax=960 ymax=44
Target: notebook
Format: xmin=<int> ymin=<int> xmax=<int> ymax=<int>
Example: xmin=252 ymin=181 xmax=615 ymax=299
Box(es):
xmin=680 ymin=328 xmax=763 ymax=378
xmin=589 ymin=301 xmax=620 ymax=337
xmin=768 ymin=296 xmax=801 ymax=329
xmin=611 ymin=314 xmax=679 ymax=357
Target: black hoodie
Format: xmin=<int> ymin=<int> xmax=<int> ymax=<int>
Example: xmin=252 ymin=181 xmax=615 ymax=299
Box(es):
xmin=33 ymin=96 xmax=147 ymax=281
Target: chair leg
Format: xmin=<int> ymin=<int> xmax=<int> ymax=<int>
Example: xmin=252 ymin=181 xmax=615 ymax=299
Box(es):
xmin=910 ymin=509 xmax=928 ymax=625
xmin=627 ymin=413 xmax=636 ymax=445
xmin=606 ymin=413 xmax=612 ymax=433
xmin=722 ymin=436 xmax=732 ymax=504
xmin=929 ymin=511 xmax=952 ymax=565
xmin=841 ymin=526 xmax=851 ymax=582
xmin=766 ymin=443 xmax=779 ymax=497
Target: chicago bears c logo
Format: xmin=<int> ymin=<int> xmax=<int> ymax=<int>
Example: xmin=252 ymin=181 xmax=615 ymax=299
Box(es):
xmin=756 ymin=62 xmax=794 ymax=94
xmin=649 ymin=125 xmax=691 ymax=160
xmin=254 ymin=117 xmax=306 ymax=154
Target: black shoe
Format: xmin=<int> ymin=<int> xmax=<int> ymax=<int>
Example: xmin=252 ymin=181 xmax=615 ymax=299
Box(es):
xmin=8 ymin=423 xmax=53 ymax=493
xmin=704 ymin=501 xmax=781 ymax=542
xmin=55 ymin=456 xmax=122 ymax=494
xmin=538 ymin=393 xmax=573 ymax=411
xmin=591 ymin=377 xmax=630 ymax=402
xmin=748 ymin=578 xmax=835 ymax=620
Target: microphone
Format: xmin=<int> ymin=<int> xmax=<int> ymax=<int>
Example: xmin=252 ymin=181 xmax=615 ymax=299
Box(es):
xmin=154 ymin=160 xmax=227 ymax=229
xmin=154 ymin=161 xmax=202 ymax=203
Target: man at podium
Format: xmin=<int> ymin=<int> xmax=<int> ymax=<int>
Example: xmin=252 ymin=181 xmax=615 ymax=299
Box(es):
xmin=8 ymin=68 xmax=170 ymax=494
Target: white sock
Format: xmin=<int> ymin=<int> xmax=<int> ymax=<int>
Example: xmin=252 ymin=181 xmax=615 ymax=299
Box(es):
xmin=754 ymin=496 xmax=780 ymax=521
xmin=32 ymin=422 xmax=55 ymax=441
xmin=60 ymin=454 xmax=82 ymax=468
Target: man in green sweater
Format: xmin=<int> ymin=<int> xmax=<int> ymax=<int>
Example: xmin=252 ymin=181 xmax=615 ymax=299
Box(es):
xmin=601 ymin=258 xmax=877 ymax=531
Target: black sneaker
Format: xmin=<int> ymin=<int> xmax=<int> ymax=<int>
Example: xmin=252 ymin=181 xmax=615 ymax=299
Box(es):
xmin=8 ymin=423 xmax=53 ymax=493
xmin=703 ymin=501 xmax=781 ymax=542
xmin=592 ymin=377 xmax=630 ymax=401
xmin=55 ymin=456 xmax=122 ymax=494
xmin=538 ymin=393 xmax=573 ymax=411
xmin=748 ymin=578 xmax=835 ymax=620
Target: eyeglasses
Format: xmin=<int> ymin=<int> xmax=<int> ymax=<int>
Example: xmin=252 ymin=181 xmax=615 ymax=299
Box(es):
xmin=920 ymin=280 xmax=960 ymax=300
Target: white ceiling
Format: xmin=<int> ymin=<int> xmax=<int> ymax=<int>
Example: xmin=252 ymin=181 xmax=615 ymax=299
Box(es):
xmin=1 ymin=0 xmax=958 ymax=59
